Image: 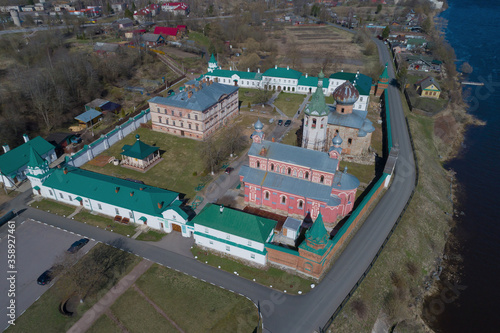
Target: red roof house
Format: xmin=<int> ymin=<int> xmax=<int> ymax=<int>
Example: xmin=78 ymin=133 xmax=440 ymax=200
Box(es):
xmin=153 ymin=26 xmax=180 ymax=40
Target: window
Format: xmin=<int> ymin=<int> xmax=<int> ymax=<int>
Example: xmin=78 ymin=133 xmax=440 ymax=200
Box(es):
xmin=173 ymin=121 xmax=176 ymax=126
xmin=312 ymin=118 xmax=317 ymax=128
xmin=287 ymin=167 xmax=291 ymax=175
xmin=348 ymin=138 xmax=352 ymax=145
xmin=281 ymin=196 xmax=286 ymax=204
xmin=204 ymin=227 xmax=209 ymax=233
xmin=270 ymin=164 xmax=274 ymax=171
xmin=341 ymin=108 xmax=345 ymax=113
xmin=305 ymin=171 xmax=309 ymax=179
xmin=256 ymin=161 xmax=260 ymax=168
xmin=59 ymin=193 xmax=63 ymax=199
xmin=156 ymin=107 xmax=159 ymax=112
xmin=166 ymin=119 xmax=169 ymax=125
xmin=251 ymin=254 xmax=255 ymax=259
xmin=68 ymin=196 xmax=72 ymax=201
xmin=115 ymin=208 xmax=119 ymax=215
xmin=49 ymin=190 xmax=53 ymax=196
xmin=298 ymin=200 xmax=304 ymax=209
xmin=187 ymin=113 xmax=190 ymax=119
xmin=98 ymin=203 xmax=102 ymax=210
xmin=209 ymin=240 xmax=213 ymax=245
xmin=171 ymin=110 xmax=174 ymax=116
xmin=189 ymin=123 xmax=192 ymax=129
xmin=129 ymin=211 xmax=133 ymax=218
xmin=196 ymin=124 xmax=199 ymax=131
xmin=320 ymin=175 xmax=325 ymax=184
xmin=226 ymin=234 xmax=230 ymax=240
xmin=179 ymin=112 xmax=182 ymax=117
xmin=248 ymin=240 xmax=252 ymax=246
xmin=265 ymin=191 xmax=270 ymax=200
xmin=158 ymin=117 xmax=162 ymax=123
xmin=195 ymin=114 xmax=198 ymax=120
xmin=226 ymin=245 xmax=230 ymax=251
xmin=360 ymin=97 xmax=363 ymax=101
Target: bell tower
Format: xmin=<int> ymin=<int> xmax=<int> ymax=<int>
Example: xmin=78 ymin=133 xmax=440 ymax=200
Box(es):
xmin=302 ymin=71 xmax=329 ymax=152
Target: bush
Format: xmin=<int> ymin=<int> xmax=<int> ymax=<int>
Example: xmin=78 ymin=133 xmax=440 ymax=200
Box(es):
xmin=192 ymin=171 xmax=198 ymax=176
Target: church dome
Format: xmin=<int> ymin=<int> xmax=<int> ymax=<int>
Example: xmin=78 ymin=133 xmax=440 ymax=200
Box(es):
xmin=254 ymin=118 xmax=264 ymax=130
xmin=332 ymin=134 xmax=343 ymax=145
xmin=333 ymin=81 xmax=359 ymax=105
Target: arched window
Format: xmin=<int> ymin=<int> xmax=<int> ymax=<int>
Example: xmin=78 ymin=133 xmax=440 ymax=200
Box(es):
xmin=270 ymin=164 xmax=274 ymax=171
xmin=299 ymin=171 xmax=303 ymax=178
xmin=287 ymin=167 xmax=291 ymax=175
xmin=305 ymin=171 xmax=309 ymax=180
xmin=348 ymin=138 xmax=352 ymax=145
xmin=320 ymin=175 xmax=325 ymax=184
xmin=281 ymin=167 xmax=286 ymax=174
xmin=256 ymin=161 xmax=260 ymax=168
xmin=341 ymin=108 xmax=345 ymax=113
xmin=265 ymin=191 xmax=270 ymax=200
xmin=312 ymin=118 xmax=317 ymax=128
xmin=281 ymin=196 xmax=286 ymax=204
xmin=298 ymin=200 xmax=304 ymax=209
xmin=293 ymin=170 xmax=297 ymax=177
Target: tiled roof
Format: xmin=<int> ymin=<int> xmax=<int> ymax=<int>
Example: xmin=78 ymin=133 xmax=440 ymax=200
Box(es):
xmin=121 ymin=135 xmax=159 ymax=160
xmin=239 ymin=166 xmax=342 ymax=206
xmin=75 ymin=109 xmax=102 ymax=123
xmin=262 ymin=66 xmax=303 ymax=80
xmin=0 ymin=136 xmax=54 ymax=176
xmin=149 ymin=82 xmax=238 ymax=112
xmin=42 ymin=167 xmax=180 ymax=217
xmin=248 ymin=140 xmax=338 ymax=174
xmin=192 ymin=203 xmax=276 ymax=243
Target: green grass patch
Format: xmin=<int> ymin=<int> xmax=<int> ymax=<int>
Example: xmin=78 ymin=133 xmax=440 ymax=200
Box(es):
xmin=273 ymin=92 xmax=307 ymax=117
xmin=135 ymin=229 xmax=165 ymax=242
xmin=31 ymin=198 xmax=76 ymax=217
xmin=80 ymin=127 xmax=206 ymax=199
xmin=325 ymin=95 xmax=335 ymax=104
xmin=87 ymin=314 xmax=121 ymax=333
xmin=191 ymin=246 xmax=313 ymax=294
xmin=338 ymin=161 xmax=376 ymax=185
xmin=7 ymin=244 xmax=141 ymax=333
xmin=74 ymin=211 xmax=137 ymax=237
xmin=135 ymin=264 xmax=259 ymax=333
xmin=188 ymin=31 xmax=211 ymax=48
xmin=110 ymin=288 xmax=178 ymax=332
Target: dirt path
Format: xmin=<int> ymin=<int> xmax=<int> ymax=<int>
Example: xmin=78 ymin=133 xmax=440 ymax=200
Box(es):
xmin=67 ymin=259 xmax=153 ymax=333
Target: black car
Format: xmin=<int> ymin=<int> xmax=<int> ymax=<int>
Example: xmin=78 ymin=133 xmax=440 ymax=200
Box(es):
xmin=67 ymin=238 xmax=89 ymax=254
xmin=278 ymin=119 xmax=283 ymax=126
xmin=284 ymin=120 xmax=292 ymax=127
xmin=37 ymin=270 xmax=53 ymax=285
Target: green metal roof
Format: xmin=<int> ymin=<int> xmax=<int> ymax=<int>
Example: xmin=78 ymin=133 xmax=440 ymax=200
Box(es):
xmin=209 ymin=53 xmax=217 ymax=64
xmin=329 ymin=72 xmax=373 ymax=96
xmin=0 ymin=136 xmax=54 ymax=176
xmin=298 ymin=75 xmax=330 ymax=88
xmin=121 ymin=135 xmax=159 ymax=160
xmin=192 ymin=204 xmax=276 ymax=243
xmin=42 ymin=167 xmax=180 ymax=217
xmin=262 ymin=66 xmax=303 ymax=80
xmin=380 ymin=64 xmax=389 ymax=80
xmin=304 ymin=73 xmax=329 ymax=117
xmin=27 ymin=146 xmax=47 ymax=168
xmin=305 ymin=214 xmax=329 ymax=245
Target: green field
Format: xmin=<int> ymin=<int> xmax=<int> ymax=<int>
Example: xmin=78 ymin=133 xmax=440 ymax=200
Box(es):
xmin=80 ymin=127 xmax=207 ymax=199
xmin=273 ymin=92 xmax=307 ymax=117
xmin=191 ymin=246 xmax=313 ymax=294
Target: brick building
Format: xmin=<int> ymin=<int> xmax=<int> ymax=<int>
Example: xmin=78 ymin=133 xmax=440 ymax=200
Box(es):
xmin=148 ymin=80 xmax=239 ymax=140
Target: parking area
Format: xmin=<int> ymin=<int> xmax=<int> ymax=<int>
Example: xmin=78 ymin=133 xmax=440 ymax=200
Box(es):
xmin=0 ymin=219 xmax=97 ymax=330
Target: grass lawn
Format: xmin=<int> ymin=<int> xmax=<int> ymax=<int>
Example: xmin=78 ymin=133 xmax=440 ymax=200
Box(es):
xmin=32 ymin=199 xmax=76 ymax=217
xmin=339 ymin=161 xmax=376 ymax=186
xmin=188 ymin=31 xmax=211 ymax=48
xmin=135 ymin=229 xmax=165 ymax=241
xmin=191 ymin=246 xmax=313 ymax=294
xmin=7 ymin=244 xmax=141 ymax=333
xmin=80 ymin=127 xmax=207 ymax=200
xmin=325 ymin=95 xmax=335 ymax=104
xmin=273 ymin=92 xmax=307 ymax=117
xmin=86 ymin=314 xmax=121 ymax=333
xmin=135 ymin=264 xmax=259 ymax=333
xmin=280 ymin=126 xmax=301 ymax=146
xmin=74 ymin=211 xmax=137 ymax=237
xmin=109 ymin=288 xmax=178 ymax=332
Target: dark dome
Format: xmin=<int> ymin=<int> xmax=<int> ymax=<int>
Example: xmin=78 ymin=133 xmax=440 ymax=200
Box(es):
xmin=333 ymin=81 xmax=359 ymax=105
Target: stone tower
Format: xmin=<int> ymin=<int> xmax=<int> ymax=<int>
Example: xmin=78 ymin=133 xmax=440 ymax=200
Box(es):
xmin=333 ymin=80 xmax=359 ymax=115
xmin=26 ymin=146 xmax=51 ymax=194
xmin=207 ymin=53 xmax=218 ymax=73
xmin=302 ymin=71 xmax=329 ymax=152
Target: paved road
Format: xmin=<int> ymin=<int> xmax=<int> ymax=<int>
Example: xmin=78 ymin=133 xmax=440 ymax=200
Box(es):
xmin=2 ymin=38 xmax=415 ymax=333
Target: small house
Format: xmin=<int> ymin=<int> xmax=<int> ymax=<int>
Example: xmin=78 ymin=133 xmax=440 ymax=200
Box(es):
xmin=120 ymin=135 xmax=161 ymax=171
xmin=114 ymin=18 xmax=133 ymax=29
xmin=141 ymin=33 xmax=166 ymax=47
xmin=153 ymin=26 xmax=180 ymax=40
xmin=74 ymin=109 xmax=103 ymax=128
xmin=415 ymin=76 xmax=441 ymax=99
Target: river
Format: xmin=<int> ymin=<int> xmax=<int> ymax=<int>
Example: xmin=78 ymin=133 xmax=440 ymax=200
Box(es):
xmin=431 ymin=0 xmax=500 ymax=332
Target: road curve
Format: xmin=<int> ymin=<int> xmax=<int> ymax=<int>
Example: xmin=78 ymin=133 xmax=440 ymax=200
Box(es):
xmin=6 ymin=38 xmax=415 ymax=333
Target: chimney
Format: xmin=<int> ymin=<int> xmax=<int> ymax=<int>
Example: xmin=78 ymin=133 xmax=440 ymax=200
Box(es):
xmin=341 ymin=69 xmax=344 ymax=72
xmin=259 ymin=147 xmax=267 ymax=156
xmin=230 ymin=66 xmax=232 ymax=71
xmin=357 ymin=70 xmax=360 ymax=74
xmin=247 ymin=68 xmax=250 ymax=72
xmin=130 ymin=192 xmax=134 ymax=196
xmin=63 ymin=168 xmax=68 ymax=175
xmin=2 ymin=144 xmax=10 ymax=153
xmin=115 ymin=187 xmax=119 ymax=193
xmin=139 ymin=187 xmax=144 ymax=191
xmin=57 ymin=164 xmax=61 ymax=168
xmin=23 ymin=134 xmax=29 ymax=143
xmin=271 ymin=137 xmax=275 ymax=142
xmin=188 ymin=90 xmax=193 ymax=98
xmin=287 ymin=66 xmax=289 ymax=70
xmin=158 ymin=202 xmax=163 ymax=209
xmin=305 ymin=73 xmax=308 ymax=78
xmin=258 ymin=68 xmax=260 ymax=73
xmin=220 ymin=205 xmax=224 ymax=214
xmin=275 ymin=65 xmax=277 ymax=69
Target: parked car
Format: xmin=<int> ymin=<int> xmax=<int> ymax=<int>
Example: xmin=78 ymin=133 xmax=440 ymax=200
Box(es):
xmin=278 ymin=119 xmax=283 ymax=126
xmin=284 ymin=120 xmax=292 ymax=127
xmin=225 ymin=167 xmax=234 ymax=174
xmin=37 ymin=269 xmax=54 ymax=285
xmin=67 ymin=238 xmax=89 ymax=254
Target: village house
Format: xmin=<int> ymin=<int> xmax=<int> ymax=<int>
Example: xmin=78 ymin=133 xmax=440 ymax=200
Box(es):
xmin=111 ymin=3 xmax=127 ymax=12
xmin=93 ymin=42 xmax=119 ymax=56
xmin=148 ymin=79 xmax=239 ymax=140
xmin=27 ymin=150 xmax=192 ymax=237
xmin=161 ymin=2 xmax=190 ymax=16
xmin=133 ymin=8 xmax=151 ymax=23
xmin=140 ymin=33 xmax=166 ymax=47
xmin=114 ymin=18 xmax=134 ymax=29
xmin=153 ymin=26 xmax=180 ymax=40
xmin=120 ymin=135 xmax=162 ymax=171
xmin=74 ymin=109 xmax=103 ymax=129
xmin=415 ymin=76 xmax=441 ymax=99
xmin=239 ymin=120 xmax=360 ymax=225
xmin=192 ymin=204 xmax=276 ymax=265
xmin=0 ymin=135 xmax=56 ymax=188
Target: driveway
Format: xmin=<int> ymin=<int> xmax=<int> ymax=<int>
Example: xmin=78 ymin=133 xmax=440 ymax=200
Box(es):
xmin=0 ymin=219 xmax=97 ymax=331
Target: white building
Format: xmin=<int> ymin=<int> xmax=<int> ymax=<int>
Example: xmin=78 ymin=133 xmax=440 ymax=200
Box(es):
xmin=26 ymin=149 xmax=192 ymax=237
xmin=192 ymin=204 xmax=276 ymax=265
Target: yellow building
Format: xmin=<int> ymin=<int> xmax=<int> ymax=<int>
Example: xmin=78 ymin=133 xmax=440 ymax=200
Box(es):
xmin=416 ymin=76 xmax=441 ymax=99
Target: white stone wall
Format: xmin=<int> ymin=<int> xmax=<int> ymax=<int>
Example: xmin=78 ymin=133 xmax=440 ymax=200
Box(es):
xmin=193 ymin=224 xmax=270 ymax=252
